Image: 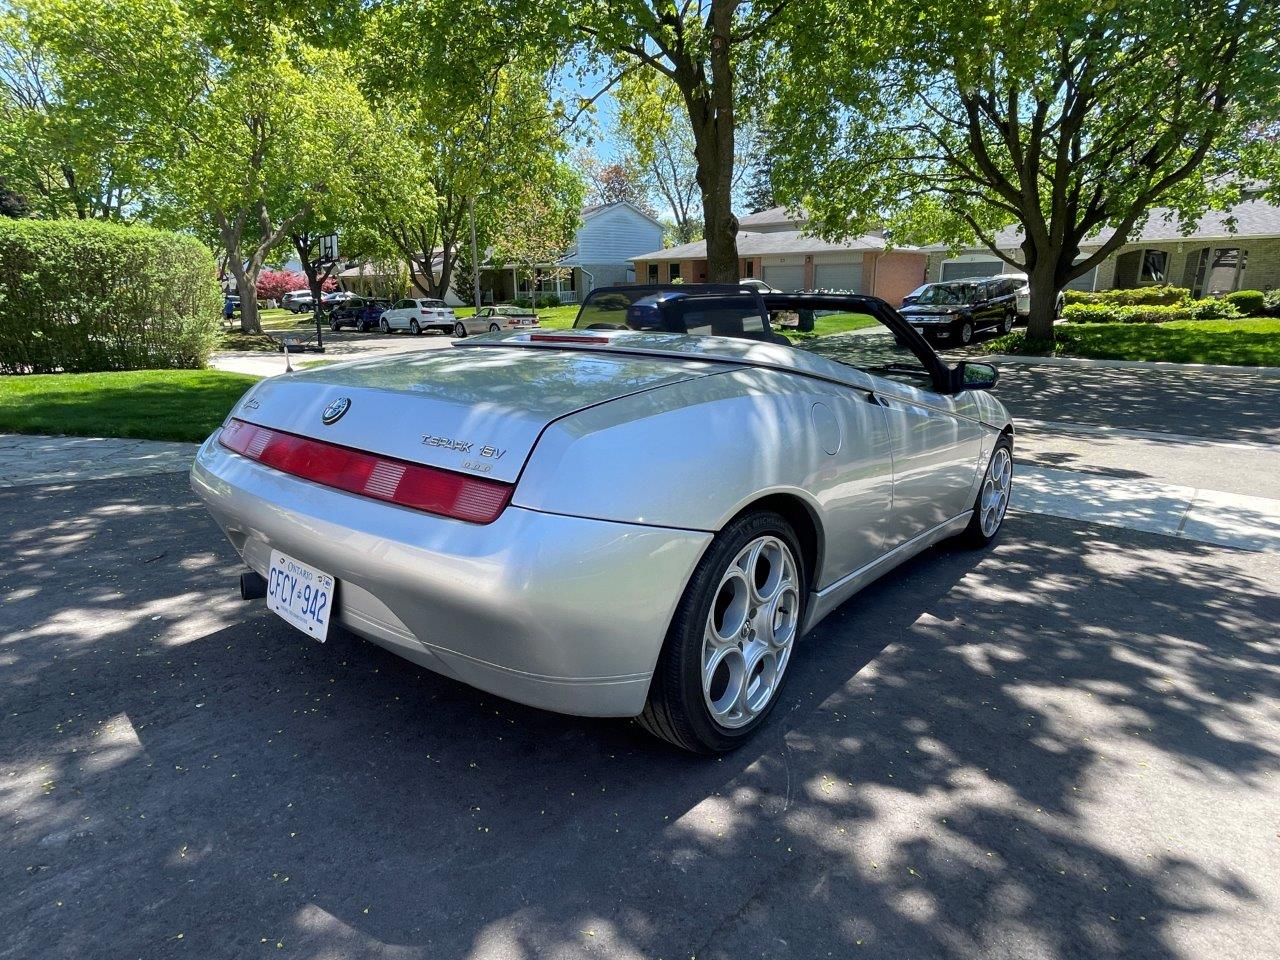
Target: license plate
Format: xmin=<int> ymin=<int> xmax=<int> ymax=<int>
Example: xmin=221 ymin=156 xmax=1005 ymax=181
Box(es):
xmin=912 ymin=326 xmax=924 ymax=335
xmin=266 ymin=549 xmax=334 ymax=642
xmin=518 ymin=318 xmax=534 ymax=325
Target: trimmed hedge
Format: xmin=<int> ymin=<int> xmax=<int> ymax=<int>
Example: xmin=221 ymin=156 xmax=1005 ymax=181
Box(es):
xmin=1064 ymin=285 xmax=1190 ymax=307
xmin=1063 ymin=298 xmax=1242 ymax=324
xmin=1223 ymin=290 xmax=1266 ymax=316
xmin=0 ymin=219 xmax=223 ymax=374
xmin=1265 ymin=290 xmax=1280 ymax=316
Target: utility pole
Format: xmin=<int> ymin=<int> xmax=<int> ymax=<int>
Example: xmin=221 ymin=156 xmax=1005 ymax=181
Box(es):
xmin=468 ymin=194 xmax=482 ymax=312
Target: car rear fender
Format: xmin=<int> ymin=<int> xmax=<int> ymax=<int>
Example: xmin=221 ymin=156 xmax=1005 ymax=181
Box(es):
xmin=512 ymin=366 xmax=892 ymax=590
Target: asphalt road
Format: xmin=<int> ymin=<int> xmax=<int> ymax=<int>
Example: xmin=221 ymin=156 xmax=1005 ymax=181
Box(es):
xmin=3 ymin=462 xmax=1279 ymax=959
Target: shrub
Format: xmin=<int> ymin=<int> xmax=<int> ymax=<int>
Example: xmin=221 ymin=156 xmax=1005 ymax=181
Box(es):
xmin=1186 ymin=298 xmax=1242 ymax=320
xmin=1064 ymin=285 xmax=1190 ymax=307
xmin=1264 ymin=290 xmax=1280 ymax=316
xmin=534 ymin=295 xmax=562 ymax=308
xmin=1062 ymin=298 xmax=1241 ymax=325
xmin=513 ymin=297 xmax=533 ymax=308
xmin=0 ymin=219 xmax=222 ymax=373
xmin=1222 ymin=290 xmax=1266 ymax=316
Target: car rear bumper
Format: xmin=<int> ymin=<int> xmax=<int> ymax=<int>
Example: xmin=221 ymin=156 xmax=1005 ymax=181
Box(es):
xmin=191 ymin=434 xmax=712 ymax=717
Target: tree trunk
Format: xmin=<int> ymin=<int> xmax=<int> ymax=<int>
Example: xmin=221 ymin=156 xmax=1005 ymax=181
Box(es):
xmin=682 ymin=0 xmax=739 ymax=283
xmin=1025 ymin=256 xmax=1060 ymax=342
xmin=231 ymin=260 xmax=263 ymax=334
xmin=292 ymin=234 xmax=325 ymax=305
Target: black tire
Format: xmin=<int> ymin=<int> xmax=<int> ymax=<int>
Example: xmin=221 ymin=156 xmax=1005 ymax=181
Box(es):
xmin=330 ymin=320 xmax=340 ymax=331
xmin=380 ymin=319 xmax=391 ymax=334
xmin=638 ymin=510 xmax=806 ymax=753
xmin=958 ymin=320 xmax=974 ymax=345
xmin=956 ymin=434 xmax=1013 ymax=548
xmin=410 ymin=319 xmax=421 ymax=335
xmin=1002 ymin=309 xmax=1015 ymax=333
xmin=489 ymin=323 xmax=501 ymax=333
xmin=453 ymin=321 xmax=466 ymax=338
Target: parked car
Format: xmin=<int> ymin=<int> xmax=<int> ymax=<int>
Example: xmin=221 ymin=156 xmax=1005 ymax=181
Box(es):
xmin=281 ymin=290 xmax=313 ymax=313
xmin=1002 ymin=273 xmax=1066 ymax=320
xmin=453 ymin=304 xmax=540 ymax=337
xmin=379 ymin=298 xmax=457 ymax=334
xmin=192 ymin=284 xmax=1013 ymax=752
xmin=899 ymin=278 xmax=1020 ymax=345
xmin=329 ymin=297 xmax=389 ymax=331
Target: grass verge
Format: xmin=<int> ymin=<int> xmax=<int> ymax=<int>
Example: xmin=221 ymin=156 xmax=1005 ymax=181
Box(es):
xmin=0 ymin=370 xmax=259 ymax=443
xmin=780 ymin=312 xmax=880 ymax=341
xmin=983 ymin=318 xmax=1280 ymax=367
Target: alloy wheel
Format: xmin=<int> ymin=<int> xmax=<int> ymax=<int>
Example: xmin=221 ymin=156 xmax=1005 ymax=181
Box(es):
xmin=979 ymin=446 xmax=1013 ymax=536
xmin=701 ymin=535 xmax=800 ymax=730
xmin=454 ymin=322 xmax=466 ymax=338
xmin=960 ymin=321 xmax=974 ymax=344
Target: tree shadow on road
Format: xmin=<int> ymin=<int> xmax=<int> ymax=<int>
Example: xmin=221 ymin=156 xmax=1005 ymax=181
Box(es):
xmin=2 ymin=475 xmax=1277 ymax=960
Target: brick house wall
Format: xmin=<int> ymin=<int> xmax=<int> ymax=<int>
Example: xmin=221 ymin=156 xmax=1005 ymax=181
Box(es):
xmin=871 ymin=252 xmax=929 ymax=307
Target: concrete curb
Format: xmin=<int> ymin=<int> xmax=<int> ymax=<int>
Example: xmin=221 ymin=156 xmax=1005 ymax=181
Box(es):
xmin=983 ymin=353 xmax=1280 ymax=378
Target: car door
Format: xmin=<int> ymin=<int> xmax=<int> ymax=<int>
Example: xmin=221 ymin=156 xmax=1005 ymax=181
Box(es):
xmin=390 ymin=299 xmax=414 ymax=330
xmin=874 ymin=379 xmax=986 ymax=547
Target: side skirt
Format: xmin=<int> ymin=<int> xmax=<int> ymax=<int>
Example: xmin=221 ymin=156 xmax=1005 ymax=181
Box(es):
xmin=801 ymin=512 xmax=973 ymax=634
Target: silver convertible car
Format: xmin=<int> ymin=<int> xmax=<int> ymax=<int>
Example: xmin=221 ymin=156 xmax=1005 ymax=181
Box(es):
xmin=192 ymin=285 xmax=1014 ymax=752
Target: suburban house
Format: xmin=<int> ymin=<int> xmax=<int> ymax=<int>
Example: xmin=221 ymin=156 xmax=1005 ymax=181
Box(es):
xmin=925 ymin=189 xmax=1280 ymax=296
xmin=335 ymin=200 xmax=664 ymax=305
xmin=629 ymin=206 xmax=928 ymax=308
xmin=475 ymin=200 xmax=664 ymax=304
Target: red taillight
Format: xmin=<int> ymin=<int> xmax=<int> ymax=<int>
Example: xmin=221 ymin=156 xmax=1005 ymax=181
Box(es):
xmin=218 ymin=419 xmax=511 ymax=524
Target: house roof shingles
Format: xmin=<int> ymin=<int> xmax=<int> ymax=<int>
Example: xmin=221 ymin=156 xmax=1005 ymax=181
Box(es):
xmin=632 ymin=229 xmax=893 ymax=262
xmin=938 ymin=196 xmax=1280 ymax=252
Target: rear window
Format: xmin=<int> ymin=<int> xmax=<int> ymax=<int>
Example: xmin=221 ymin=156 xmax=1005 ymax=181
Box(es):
xmin=574 ymin=290 xmax=657 ymax=330
xmin=421 ymin=299 xmax=447 ymax=308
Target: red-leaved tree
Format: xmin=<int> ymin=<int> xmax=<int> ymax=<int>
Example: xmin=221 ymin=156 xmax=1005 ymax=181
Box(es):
xmin=256 ymin=269 xmax=335 ymax=303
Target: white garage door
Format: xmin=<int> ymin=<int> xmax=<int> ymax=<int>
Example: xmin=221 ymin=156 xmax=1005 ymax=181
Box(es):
xmin=941 ymin=259 xmax=1002 ymax=281
xmin=813 ymin=261 xmax=863 ymax=293
xmin=1064 ymin=267 xmax=1098 ymax=291
xmin=763 ymin=264 xmax=806 ymax=292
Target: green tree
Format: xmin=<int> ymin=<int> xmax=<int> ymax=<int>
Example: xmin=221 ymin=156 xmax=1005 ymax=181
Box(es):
xmin=163 ymin=34 xmax=380 ymax=333
xmin=773 ymin=0 xmax=1280 ymax=340
xmin=0 ymin=0 xmax=203 ymax=220
xmin=568 ymin=0 xmax=784 ymax=280
xmin=356 ymin=11 xmax=577 ymax=302
xmin=488 ymin=161 xmax=585 ymax=298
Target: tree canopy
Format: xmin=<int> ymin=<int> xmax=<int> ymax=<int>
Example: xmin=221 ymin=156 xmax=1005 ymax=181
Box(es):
xmin=773 ymin=0 xmax=1280 ymax=338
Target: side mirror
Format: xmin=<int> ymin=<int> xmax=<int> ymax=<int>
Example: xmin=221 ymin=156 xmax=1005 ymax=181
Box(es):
xmin=958 ymin=361 xmax=999 ymax=391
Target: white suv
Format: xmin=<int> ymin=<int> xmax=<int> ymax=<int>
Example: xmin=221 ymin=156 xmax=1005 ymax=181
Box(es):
xmin=280 ymin=290 xmax=314 ymax=313
xmin=378 ymin=298 xmax=457 ymax=335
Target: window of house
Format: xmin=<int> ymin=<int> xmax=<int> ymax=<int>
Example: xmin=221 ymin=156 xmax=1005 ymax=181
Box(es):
xmin=1190 ymin=247 xmax=1249 ymax=297
xmin=743 ymin=260 xmax=754 ymax=278
xmin=647 ymin=263 xmax=658 ymax=283
xmin=668 ymin=262 xmax=682 ymax=282
xmin=1139 ymin=249 xmax=1168 ymax=284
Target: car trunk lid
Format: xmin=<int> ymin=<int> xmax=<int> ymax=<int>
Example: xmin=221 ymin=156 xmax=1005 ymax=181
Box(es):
xmin=227 ymin=346 xmax=727 ymax=483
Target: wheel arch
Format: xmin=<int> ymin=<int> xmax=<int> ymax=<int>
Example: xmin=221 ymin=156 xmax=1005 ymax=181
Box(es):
xmin=723 ymin=492 xmax=824 ymax=593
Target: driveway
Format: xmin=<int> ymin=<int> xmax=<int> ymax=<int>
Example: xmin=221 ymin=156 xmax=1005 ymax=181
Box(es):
xmin=3 ymin=358 xmax=1279 ymax=960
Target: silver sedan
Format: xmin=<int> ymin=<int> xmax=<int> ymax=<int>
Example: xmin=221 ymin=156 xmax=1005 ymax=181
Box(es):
xmin=192 ymin=287 xmax=1014 ymax=752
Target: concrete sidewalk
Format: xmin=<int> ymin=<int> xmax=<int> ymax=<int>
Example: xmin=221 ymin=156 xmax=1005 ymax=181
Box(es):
xmin=0 ymin=433 xmax=199 ymax=488
xmin=1016 ymin=465 xmax=1280 ymax=552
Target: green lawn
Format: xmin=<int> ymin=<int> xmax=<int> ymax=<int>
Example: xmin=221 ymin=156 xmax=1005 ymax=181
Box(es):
xmin=0 ymin=370 xmax=259 ymax=443
xmin=984 ymin=317 xmax=1280 ymax=366
xmin=780 ymin=312 xmax=880 ymax=341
